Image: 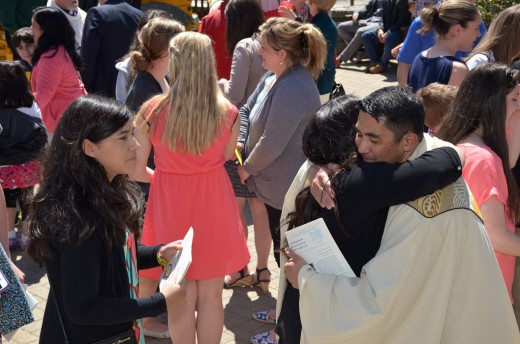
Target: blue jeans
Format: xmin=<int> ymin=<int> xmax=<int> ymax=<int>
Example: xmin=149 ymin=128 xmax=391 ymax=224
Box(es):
xmin=361 ymin=28 xmax=402 ymax=68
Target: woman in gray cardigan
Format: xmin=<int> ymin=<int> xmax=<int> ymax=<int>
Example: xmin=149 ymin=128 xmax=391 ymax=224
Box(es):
xmin=237 ymin=16 xmax=325 ymax=281
xmin=237 ymin=17 xmax=326 ymax=344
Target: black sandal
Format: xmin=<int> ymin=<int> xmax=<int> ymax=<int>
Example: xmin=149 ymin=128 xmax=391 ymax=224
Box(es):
xmin=224 ymin=267 xmax=253 ymax=288
xmin=253 ymin=267 xmax=271 ymax=294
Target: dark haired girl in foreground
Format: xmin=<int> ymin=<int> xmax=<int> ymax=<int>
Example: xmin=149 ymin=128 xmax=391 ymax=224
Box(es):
xmin=28 ymin=95 xmax=185 ymax=344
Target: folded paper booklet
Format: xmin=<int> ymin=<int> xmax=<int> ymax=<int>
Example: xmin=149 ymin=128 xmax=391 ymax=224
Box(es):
xmin=285 ymin=218 xmax=355 ymax=277
xmin=159 ymin=227 xmax=193 ymax=290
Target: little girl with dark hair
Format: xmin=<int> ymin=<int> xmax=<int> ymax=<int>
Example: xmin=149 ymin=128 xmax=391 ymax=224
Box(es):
xmin=0 ymin=61 xmax=47 ymax=251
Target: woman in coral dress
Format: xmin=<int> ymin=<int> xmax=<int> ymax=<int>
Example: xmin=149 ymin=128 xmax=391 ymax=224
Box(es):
xmin=133 ymin=32 xmax=250 ymax=343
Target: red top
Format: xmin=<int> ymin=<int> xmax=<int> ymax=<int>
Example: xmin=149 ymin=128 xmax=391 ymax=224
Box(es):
xmin=198 ymin=1 xmax=231 ymax=80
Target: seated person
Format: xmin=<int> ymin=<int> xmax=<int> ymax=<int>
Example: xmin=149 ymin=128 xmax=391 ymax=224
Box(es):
xmin=336 ymin=0 xmax=383 ymax=65
xmin=361 ymin=0 xmax=411 ymax=74
xmin=11 ymin=27 xmax=34 ymax=72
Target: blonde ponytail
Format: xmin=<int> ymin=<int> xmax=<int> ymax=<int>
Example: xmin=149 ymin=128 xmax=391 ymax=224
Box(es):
xmin=259 ymin=17 xmax=326 ymax=79
xmin=300 ymin=24 xmax=326 ymax=80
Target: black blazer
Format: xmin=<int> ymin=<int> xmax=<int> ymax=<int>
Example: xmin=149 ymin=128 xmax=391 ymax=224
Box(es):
xmin=381 ymin=0 xmax=411 ymax=33
xmin=80 ymin=0 xmax=142 ymax=97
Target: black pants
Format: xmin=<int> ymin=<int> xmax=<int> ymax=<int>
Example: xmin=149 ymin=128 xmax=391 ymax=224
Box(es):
xmin=265 ymin=204 xmax=282 ymax=267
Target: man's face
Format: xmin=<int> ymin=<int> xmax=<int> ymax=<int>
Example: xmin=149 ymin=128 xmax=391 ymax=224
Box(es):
xmin=355 ymin=110 xmax=408 ymax=164
xmin=54 ymin=0 xmax=79 ymax=11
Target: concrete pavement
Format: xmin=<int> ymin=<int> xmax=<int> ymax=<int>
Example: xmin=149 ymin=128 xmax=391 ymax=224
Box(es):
xmin=3 ymin=61 xmax=396 ymax=344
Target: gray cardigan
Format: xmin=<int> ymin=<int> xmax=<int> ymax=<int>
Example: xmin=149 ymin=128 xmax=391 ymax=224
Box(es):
xmin=239 ymin=65 xmax=321 ymax=209
xmin=226 ymin=37 xmax=266 ymax=109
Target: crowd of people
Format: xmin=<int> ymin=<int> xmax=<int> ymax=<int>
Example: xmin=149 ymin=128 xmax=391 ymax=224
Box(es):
xmin=1 ymin=0 xmax=520 ymax=344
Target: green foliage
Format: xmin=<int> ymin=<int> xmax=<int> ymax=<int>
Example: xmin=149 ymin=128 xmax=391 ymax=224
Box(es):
xmin=478 ymin=1 xmax=518 ymax=27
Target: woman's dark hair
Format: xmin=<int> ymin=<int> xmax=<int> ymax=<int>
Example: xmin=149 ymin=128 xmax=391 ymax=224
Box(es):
xmin=437 ymin=63 xmax=520 ymax=223
xmin=285 ymin=95 xmax=359 ymax=233
xmin=224 ymin=0 xmax=265 ymax=57
xmin=0 ymin=61 xmax=34 ymax=109
xmin=31 ymin=6 xmax=81 ymax=70
xmin=27 ymin=95 xmax=143 ymax=265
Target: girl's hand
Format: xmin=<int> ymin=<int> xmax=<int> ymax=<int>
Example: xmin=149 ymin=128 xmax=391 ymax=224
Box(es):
xmin=309 ymin=165 xmax=337 ymax=209
xmin=161 ymin=279 xmax=186 ymax=311
xmin=237 ymin=166 xmax=250 ymax=184
xmin=284 ymin=248 xmax=307 ymax=289
xmin=11 ymin=261 xmax=25 ymax=283
xmin=159 ymin=240 xmax=183 ymax=262
xmin=278 ymin=6 xmax=296 ymax=19
xmin=218 ymin=78 xmax=229 ymax=93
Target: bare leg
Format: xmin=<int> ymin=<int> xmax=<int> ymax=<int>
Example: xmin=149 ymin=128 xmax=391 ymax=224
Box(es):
xmin=139 ymin=277 xmax=168 ymax=332
xmin=224 ymin=197 xmax=250 ymax=285
xmin=195 ymin=277 xmax=224 ymax=344
xmin=236 ymin=197 xmax=248 ymax=240
xmin=168 ymin=280 xmax=197 ymax=344
xmin=6 ymin=207 xmax=17 ymax=249
xmin=249 ymin=198 xmax=270 ymax=272
xmin=6 ymin=207 xmax=17 ymax=230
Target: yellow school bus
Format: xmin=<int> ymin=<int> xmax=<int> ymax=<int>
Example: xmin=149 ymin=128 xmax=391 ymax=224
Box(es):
xmin=141 ymin=0 xmax=206 ymax=31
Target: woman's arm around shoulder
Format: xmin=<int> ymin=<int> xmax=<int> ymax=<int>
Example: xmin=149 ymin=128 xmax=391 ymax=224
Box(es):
xmin=336 ymin=147 xmax=462 ymax=218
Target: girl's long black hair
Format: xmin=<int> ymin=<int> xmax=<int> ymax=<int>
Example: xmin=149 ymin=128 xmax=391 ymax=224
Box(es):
xmin=27 ymin=95 xmax=143 ymax=265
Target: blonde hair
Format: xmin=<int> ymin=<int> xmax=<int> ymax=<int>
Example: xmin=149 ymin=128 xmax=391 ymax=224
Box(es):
xmin=466 ymin=4 xmax=520 ymax=66
xmin=416 ymin=83 xmax=458 ymax=129
xmin=141 ymin=32 xmax=228 ymax=155
xmin=129 ymin=17 xmax=184 ymax=74
xmin=259 ymin=17 xmax=326 ymax=79
xmin=419 ymin=0 xmax=480 ymax=38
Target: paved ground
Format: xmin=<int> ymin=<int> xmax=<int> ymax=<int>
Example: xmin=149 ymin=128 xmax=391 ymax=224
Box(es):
xmin=4 ymin=61 xmax=395 ymax=344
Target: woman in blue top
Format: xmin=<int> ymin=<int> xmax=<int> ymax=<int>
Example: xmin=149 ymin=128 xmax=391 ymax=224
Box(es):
xmin=407 ymin=0 xmax=481 ymax=92
xmin=308 ymin=0 xmax=337 ymax=101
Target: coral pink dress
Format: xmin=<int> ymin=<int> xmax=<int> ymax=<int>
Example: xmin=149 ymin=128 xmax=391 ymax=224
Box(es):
xmin=459 ymin=143 xmax=515 ymax=301
xmin=140 ymin=102 xmax=250 ymax=281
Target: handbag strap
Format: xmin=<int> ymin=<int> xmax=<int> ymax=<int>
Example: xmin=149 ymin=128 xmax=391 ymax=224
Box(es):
xmin=49 ymin=276 xmax=70 ymax=344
